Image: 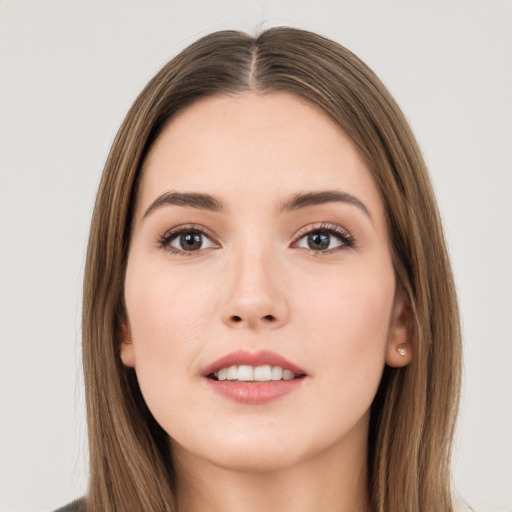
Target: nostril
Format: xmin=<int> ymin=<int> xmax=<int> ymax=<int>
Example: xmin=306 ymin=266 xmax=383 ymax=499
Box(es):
xmin=227 ymin=314 xmax=277 ymax=325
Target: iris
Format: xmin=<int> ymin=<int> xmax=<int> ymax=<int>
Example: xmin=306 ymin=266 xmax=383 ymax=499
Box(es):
xmin=307 ymin=232 xmax=330 ymax=250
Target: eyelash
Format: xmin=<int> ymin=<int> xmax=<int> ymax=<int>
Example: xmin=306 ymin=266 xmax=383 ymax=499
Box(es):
xmin=157 ymin=222 xmax=355 ymax=256
xmin=292 ymin=223 xmax=355 ymax=253
xmin=157 ymin=224 xmax=218 ymax=256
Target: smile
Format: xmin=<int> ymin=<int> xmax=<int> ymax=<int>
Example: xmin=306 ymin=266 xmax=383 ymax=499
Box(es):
xmin=210 ymin=365 xmax=301 ymax=382
xmin=202 ymin=350 xmax=307 ymax=404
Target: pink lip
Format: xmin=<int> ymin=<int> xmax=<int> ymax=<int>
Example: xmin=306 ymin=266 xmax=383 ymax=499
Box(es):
xmin=202 ymin=349 xmax=307 ymax=405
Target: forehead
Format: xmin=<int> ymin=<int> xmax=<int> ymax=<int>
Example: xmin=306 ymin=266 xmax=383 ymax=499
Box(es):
xmin=138 ymin=91 xmax=383 ymax=218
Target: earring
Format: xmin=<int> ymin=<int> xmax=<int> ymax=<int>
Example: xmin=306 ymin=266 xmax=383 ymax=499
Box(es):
xmin=397 ymin=346 xmax=407 ymax=356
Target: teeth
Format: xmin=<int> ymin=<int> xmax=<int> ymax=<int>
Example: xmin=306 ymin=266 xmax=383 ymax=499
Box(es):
xmin=271 ymin=366 xmax=283 ymax=380
xmin=227 ymin=365 xmax=237 ymax=380
xmin=283 ymin=369 xmax=295 ymax=381
xmin=237 ymin=365 xmax=254 ymax=381
xmin=212 ymin=365 xmax=299 ymax=382
xmin=254 ymin=365 xmax=272 ymax=381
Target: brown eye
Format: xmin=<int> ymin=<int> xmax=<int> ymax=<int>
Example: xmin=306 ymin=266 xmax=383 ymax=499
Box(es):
xmin=177 ymin=232 xmax=203 ymax=251
xmin=307 ymin=232 xmax=331 ymax=250
xmin=293 ymin=223 xmax=355 ymax=253
xmin=164 ymin=229 xmax=216 ymax=253
xmin=296 ymin=229 xmax=346 ymax=251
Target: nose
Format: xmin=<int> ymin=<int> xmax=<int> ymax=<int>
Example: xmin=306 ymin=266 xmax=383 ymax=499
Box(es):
xmin=220 ymin=248 xmax=290 ymax=331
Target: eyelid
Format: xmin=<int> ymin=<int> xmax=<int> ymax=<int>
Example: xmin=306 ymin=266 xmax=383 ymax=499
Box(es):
xmin=291 ymin=222 xmax=355 ymax=251
xmin=157 ymin=222 xmax=354 ymax=255
xmin=158 ymin=223 xmax=221 ymax=254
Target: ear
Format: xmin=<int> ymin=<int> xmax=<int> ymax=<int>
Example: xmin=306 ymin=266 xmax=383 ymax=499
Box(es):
xmin=385 ymin=292 xmax=413 ymax=368
xmin=119 ymin=318 xmax=136 ymax=368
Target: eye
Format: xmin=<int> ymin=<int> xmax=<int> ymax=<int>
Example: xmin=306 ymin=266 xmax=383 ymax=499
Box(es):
xmin=294 ymin=224 xmax=354 ymax=252
xmin=159 ymin=226 xmax=217 ymax=254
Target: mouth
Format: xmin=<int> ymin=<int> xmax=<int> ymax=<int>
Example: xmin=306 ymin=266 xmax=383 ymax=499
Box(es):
xmin=208 ymin=364 xmax=304 ymax=382
xmin=202 ymin=350 xmax=307 ymax=404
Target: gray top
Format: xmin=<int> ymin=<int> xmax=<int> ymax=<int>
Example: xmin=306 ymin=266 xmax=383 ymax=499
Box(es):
xmin=51 ymin=499 xmax=83 ymax=512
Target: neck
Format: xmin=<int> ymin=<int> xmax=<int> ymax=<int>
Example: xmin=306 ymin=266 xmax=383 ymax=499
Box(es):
xmin=171 ymin=417 xmax=370 ymax=512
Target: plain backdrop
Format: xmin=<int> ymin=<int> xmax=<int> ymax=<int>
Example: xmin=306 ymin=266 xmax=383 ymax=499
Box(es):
xmin=1 ymin=1 xmax=511 ymax=511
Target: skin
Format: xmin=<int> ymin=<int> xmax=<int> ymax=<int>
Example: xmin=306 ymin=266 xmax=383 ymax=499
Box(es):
xmin=121 ymin=91 xmax=411 ymax=512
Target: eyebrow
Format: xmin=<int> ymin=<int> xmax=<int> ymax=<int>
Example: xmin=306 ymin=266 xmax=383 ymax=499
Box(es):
xmin=279 ymin=190 xmax=372 ymax=220
xmin=142 ymin=189 xmax=371 ymax=221
xmin=143 ymin=191 xmax=223 ymax=219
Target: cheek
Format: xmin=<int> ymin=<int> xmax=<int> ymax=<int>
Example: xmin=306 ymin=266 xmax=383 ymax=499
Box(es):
xmin=126 ymin=259 xmax=214 ymax=342
xmin=123 ymin=260 xmax=219 ymax=431
xmin=123 ymin=260 xmax=217 ymax=386
xmin=293 ymin=263 xmax=394 ymax=387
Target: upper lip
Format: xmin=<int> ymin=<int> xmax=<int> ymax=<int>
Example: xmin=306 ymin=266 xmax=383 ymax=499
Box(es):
xmin=201 ymin=349 xmax=307 ymax=377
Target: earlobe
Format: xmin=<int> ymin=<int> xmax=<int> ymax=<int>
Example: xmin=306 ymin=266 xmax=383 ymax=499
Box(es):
xmin=385 ymin=294 xmax=413 ymax=368
xmin=386 ymin=343 xmax=412 ymax=367
xmin=119 ymin=320 xmax=136 ymax=368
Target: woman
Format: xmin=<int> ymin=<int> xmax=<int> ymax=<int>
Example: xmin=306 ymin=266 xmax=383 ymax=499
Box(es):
xmin=60 ymin=26 xmax=461 ymax=512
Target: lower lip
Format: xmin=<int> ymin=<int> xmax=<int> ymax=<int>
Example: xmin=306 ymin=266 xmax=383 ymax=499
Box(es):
xmin=205 ymin=378 xmax=304 ymax=405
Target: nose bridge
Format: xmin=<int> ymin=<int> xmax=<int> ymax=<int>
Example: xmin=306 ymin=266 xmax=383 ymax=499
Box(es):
xmin=221 ymin=237 xmax=289 ymax=329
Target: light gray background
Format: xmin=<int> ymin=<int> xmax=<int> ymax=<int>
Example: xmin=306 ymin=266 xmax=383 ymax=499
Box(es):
xmin=1 ymin=1 xmax=511 ymax=511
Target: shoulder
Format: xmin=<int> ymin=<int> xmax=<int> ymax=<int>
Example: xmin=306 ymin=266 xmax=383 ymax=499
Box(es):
xmin=51 ymin=498 xmax=84 ymax=512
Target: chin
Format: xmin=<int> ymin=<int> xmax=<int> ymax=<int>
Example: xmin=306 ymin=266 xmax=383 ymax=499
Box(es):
xmin=207 ymin=443 xmax=308 ymax=473
xmin=171 ymin=425 xmax=339 ymax=475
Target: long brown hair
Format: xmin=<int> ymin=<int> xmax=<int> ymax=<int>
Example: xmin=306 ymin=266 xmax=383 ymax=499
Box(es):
xmin=82 ymin=27 xmax=461 ymax=512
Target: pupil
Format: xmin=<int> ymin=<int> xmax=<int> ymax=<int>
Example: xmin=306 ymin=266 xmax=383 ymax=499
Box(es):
xmin=180 ymin=232 xmax=202 ymax=250
xmin=308 ymin=232 xmax=330 ymax=250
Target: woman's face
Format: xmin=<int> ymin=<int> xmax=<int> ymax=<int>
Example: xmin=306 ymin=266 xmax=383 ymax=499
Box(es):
xmin=121 ymin=91 xmax=410 ymax=472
